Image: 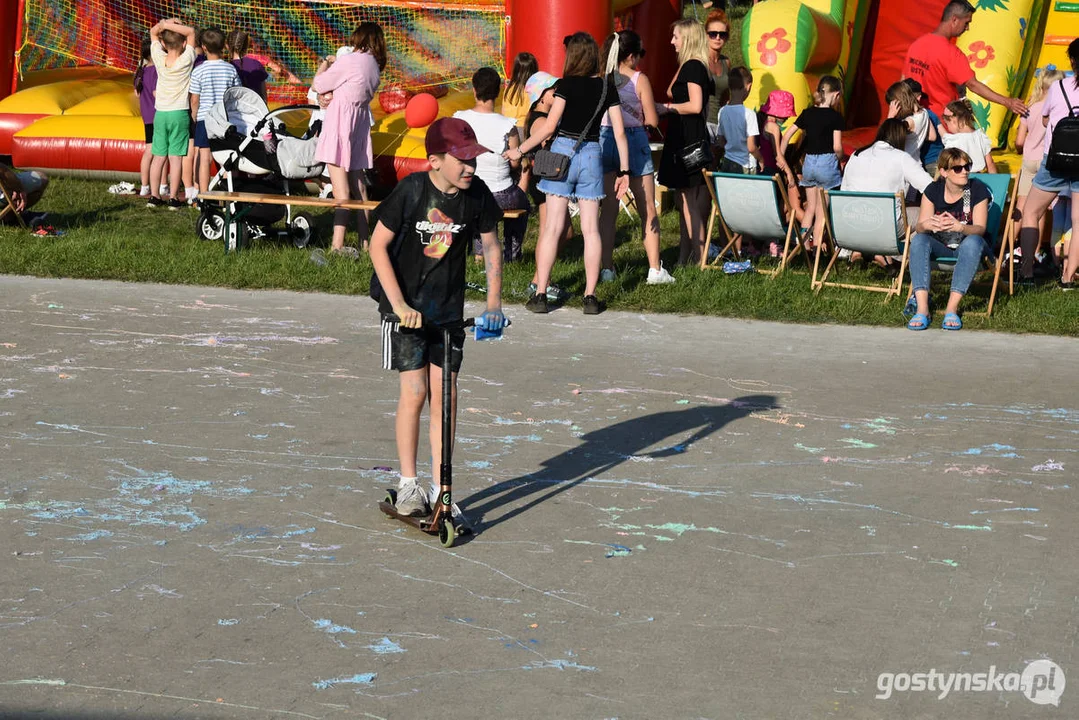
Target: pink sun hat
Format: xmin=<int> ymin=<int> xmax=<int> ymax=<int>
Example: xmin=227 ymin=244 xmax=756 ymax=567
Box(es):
xmin=761 ymin=90 xmax=796 ymax=119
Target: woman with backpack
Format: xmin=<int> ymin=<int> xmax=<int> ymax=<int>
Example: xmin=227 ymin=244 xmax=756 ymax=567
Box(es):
xmin=1019 ymin=38 xmax=1079 ymax=290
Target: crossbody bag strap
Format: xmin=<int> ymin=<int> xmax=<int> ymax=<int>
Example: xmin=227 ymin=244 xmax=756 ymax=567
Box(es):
xmin=962 ymin=185 xmax=971 ymax=224
xmin=568 ymin=75 xmax=610 ymax=155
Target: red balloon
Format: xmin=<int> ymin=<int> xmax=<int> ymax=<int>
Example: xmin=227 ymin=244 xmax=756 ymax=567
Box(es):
xmin=404 ymin=92 xmax=439 ymax=129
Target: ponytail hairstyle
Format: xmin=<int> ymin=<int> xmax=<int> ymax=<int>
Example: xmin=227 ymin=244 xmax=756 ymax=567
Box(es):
xmin=885 ymin=81 xmax=920 ymax=119
xmin=601 ymin=30 xmax=644 ymax=70
xmin=1028 ymin=66 xmax=1065 ymax=104
xmin=134 ymin=37 xmax=152 ymax=94
xmin=814 ymin=74 xmax=845 ymax=116
xmin=227 ymin=29 xmax=250 ymax=58
xmin=506 ymin=52 xmax=538 ymax=106
xmin=945 ymin=98 xmax=978 ymax=130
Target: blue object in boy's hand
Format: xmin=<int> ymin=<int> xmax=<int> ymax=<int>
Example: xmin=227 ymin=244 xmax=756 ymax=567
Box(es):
xmin=474 ymin=310 xmax=509 ymax=341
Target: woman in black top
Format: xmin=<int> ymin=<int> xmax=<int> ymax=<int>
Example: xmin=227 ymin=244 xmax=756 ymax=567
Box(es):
xmin=657 ymin=19 xmax=714 ymax=266
xmin=507 ymin=32 xmax=631 ymax=315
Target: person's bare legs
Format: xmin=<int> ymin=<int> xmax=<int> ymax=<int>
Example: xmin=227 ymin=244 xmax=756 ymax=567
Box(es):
xmin=149 ymin=155 xmax=167 ymax=200
xmin=396 ymin=368 xmax=428 ymax=480
xmin=578 ymin=198 xmax=602 ymax=297
xmin=198 ymin=147 xmax=214 ymax=193
xmin=599 ymin=172 xmax=618 ymax=271
xmin=631 ymin=174 xmax=661 ymax=270
xmin=349 ymin=170 xmax=370 ymax=250
xmin=167 ymin=155 xmax=183 ymax=201
xmin=181 ymin=139 xmax=195 ymax=198
xmin=802 ymin=187 xmax=820 ymax=244
xmin=327 ymin=163 xmax=351 ymax=251
xmin=140 ymin=144 xmax=153 ymax=193
xmin=1063 ymin=194 xmax=1079 ymax=283
xmin=533 ymin=195 xmax=571 ymax=293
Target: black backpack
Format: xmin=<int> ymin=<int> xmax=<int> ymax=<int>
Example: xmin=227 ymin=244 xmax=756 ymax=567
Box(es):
xmin=1046 ymin=79 xmax=1079 ymax=174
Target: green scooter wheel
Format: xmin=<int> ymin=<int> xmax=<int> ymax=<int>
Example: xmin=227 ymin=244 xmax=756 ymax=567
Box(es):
xmin=439 ymin=518 xmax=456 ymax=548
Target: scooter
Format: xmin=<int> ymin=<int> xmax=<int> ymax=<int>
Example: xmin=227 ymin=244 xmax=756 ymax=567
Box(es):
xmin=378 ymin=315 xmax=508 ymax=548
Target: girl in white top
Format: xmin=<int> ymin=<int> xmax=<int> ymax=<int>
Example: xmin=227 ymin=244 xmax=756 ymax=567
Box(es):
xmin=938 ymin=99 xmax=996 ymax=173
xmin=598 ymin=30 xmax=673 ymax=285
xmin=885 ymin=81 xmax=935 ymax=162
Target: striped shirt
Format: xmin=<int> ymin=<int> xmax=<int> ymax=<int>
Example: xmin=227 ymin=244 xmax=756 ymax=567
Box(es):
xmin=190 ymin=59 xmax=240 ymax=121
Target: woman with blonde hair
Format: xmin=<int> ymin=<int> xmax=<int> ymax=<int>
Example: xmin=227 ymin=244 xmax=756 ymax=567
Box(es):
xmin=704 ymin=8 xmax=732 ymax=138
xmin=657 ymin=19 xmax=714 ymax=266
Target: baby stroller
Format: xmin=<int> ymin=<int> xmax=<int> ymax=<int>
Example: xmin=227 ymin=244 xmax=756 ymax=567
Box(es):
xmin=197 ymin=86 xmax=324 ymax=248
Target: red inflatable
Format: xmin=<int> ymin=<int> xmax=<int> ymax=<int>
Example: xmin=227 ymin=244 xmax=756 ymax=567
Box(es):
xmin=404 ymin=92 xmax=439 ymax=129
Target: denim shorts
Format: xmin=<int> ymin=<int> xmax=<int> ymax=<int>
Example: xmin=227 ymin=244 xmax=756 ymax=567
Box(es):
xmin=1032 ymin=158 xmax=1079 ymax=194
xmin=599 ymin=125 xmax=654 ymax=177
xmin=800 ymin=152 xmax=842 ymax=189
xmin=537 ymin=136 xmax=604 ymax=201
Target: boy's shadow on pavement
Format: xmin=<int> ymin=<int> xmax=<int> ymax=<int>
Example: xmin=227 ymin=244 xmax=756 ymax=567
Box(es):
xmin=463 ymin=394 xmax=779 ymax=534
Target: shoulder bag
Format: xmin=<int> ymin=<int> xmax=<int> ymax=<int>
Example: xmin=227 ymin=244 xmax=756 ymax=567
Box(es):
xmin=532 ymin=77 xmax=610 ymax=182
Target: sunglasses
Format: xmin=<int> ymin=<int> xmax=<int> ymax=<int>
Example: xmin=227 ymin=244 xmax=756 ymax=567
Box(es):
xmin=707 ymin=30 xmax=730 ymax=40
xmin=947 ymin=163 xmax=972 ymax=173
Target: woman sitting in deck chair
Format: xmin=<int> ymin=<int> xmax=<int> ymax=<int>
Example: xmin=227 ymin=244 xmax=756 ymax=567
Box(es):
xmin=905 ymin=148 xmax=992 ymax=331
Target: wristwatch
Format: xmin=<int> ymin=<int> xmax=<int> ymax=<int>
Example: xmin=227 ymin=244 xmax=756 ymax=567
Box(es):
xmin=616 ymin=169 xmax=630 ymax=177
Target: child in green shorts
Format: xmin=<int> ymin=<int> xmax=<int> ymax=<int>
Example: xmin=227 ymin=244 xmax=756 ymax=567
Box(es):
xmin=148 ymin=18 xmax=197 ymax=209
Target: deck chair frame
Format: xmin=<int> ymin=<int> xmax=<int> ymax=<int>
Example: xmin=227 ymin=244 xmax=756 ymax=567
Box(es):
xmin=0 ymin=172 xmax=28 ymax=229
xmin=700 ymin=171 xmax=800 ymax=276
xmin=815 ymin=190 xmax=910 ymax=300
xmin=982 ymin=174 xmax=1019 ymax=316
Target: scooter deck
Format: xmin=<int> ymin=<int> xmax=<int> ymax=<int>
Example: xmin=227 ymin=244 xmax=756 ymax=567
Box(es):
xmin=378 ymin=500 xmax=473 ymax=537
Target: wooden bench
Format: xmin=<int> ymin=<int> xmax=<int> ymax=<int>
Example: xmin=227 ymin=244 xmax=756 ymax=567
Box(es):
xmin=199 ymin=191 xmax=526 ymax=252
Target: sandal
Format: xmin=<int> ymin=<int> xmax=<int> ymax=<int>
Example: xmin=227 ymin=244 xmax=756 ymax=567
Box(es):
xmin=942 ymin=312 xmax=963 ymax=331
xmin=906 ymin=313 xmax=930 ymax=331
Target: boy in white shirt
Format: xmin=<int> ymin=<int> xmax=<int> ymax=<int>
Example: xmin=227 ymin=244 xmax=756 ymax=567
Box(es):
xmin=147 ymin=18 xmax=197 ymax=209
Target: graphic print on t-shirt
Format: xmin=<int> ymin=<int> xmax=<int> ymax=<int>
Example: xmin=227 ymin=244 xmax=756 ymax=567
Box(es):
xmin=417 ymin=207 xmax=464 ymax=259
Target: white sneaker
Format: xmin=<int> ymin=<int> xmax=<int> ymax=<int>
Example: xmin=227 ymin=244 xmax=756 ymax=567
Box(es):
xmin=394 ymin=481 xmax=430 ymax=517
xmin=646 ymin=265 xmax=676 ymax=285
xmin=600 ymin=268 xmax=617 ymax=283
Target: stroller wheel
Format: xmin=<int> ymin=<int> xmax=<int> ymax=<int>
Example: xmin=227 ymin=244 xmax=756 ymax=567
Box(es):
xmin=290 ymin=212 xmax=315 ymax=248
xmin=195 ymin=208 xmax=226 ymax=242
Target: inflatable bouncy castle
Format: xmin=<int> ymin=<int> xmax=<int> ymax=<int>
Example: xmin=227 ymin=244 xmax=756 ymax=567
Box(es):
xmin=0 ymin=0 xmax=678 ymax=180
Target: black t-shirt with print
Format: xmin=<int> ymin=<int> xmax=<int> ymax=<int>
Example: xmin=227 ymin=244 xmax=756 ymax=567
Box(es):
xmin=374 ymin=172 xmax=501 ymax=324
xmin=553 ymin=76 xmax=620 ymax=142
xmin=923 ymin=177 xmax=992 ymax=222
xmin=793 ymin=106 xmax=845 ymax=155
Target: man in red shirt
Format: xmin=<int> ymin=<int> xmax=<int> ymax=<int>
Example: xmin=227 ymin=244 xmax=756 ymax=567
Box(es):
xmin=903 ymin=0 xmax=1027 ymax=119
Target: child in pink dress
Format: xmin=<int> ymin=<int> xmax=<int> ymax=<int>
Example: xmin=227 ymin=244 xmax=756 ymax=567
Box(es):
xmin=312 ymin=22 xmax=385 ymax=256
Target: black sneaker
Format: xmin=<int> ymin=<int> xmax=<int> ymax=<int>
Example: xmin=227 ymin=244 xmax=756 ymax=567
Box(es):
xmin=167 ymin=198 xmax=185 ymax=211
xmin=525 ymin=292 xmax=549 ymax=314
xmin=582 ymin=295 xmax=605 ymax=315
xmin=1060 ymin=280 xmax=1076 ymax=292
xmin=146 ymin=197 xmax=166 ymax=208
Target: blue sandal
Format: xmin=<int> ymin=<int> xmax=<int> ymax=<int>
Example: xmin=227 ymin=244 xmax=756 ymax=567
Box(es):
xmin=942 ymin=312 xmax=963 ymax=331
xmin=907 ymin=313 xmax=930 ymax=331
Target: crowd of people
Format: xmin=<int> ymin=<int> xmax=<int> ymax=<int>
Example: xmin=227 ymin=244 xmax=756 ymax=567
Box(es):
xmin=4 ymin=0 xmax=1077 ymax=324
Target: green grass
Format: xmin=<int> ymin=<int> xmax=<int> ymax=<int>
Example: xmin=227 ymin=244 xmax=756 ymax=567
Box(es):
xmin=1 ymin=176 xmax=1076 ymax=336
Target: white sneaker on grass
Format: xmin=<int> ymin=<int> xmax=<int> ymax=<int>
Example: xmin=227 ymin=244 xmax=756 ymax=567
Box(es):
xmin=646 ymin=265 xmax=676 ymax=285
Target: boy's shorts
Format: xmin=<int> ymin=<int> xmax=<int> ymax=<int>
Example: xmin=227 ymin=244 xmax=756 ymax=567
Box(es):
xmin=381 ymin=315 xmax=464 ymax=373
xmin=151 ymin=110 xmax=190 ymax=157
xmin=193 ymin=120 xmax=210 ymax=149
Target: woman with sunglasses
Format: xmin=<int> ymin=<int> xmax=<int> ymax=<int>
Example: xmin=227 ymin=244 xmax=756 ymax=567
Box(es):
xmin=906 ymin=147 xmax=991 ymax=331
xmin=704 ymin=9 xmax=732 ymax=141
